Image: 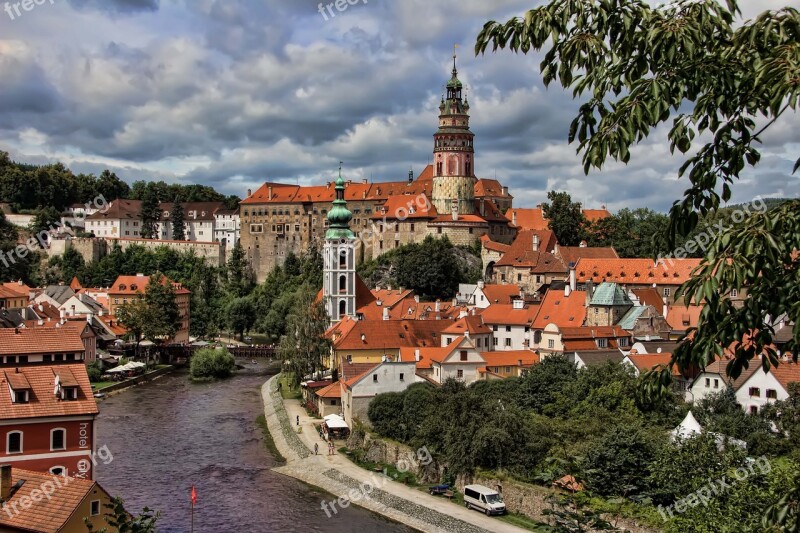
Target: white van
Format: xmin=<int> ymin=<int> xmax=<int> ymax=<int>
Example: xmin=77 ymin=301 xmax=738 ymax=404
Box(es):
xmin=463 ymin=484 xmax=506 ymax=515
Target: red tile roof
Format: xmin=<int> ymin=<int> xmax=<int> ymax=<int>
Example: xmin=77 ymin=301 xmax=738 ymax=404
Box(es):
xmin=557 ymin=245 xmax=619 ymax=266
xmin=703 ymin=358 xmax=761 ymax=390
xmin=666 ymin=304 xmax=703 ymax=331
xmin=480 ymin=284 xmax=522 ymax=305
xmin=474 ymin=179 xmax=511 ymax=198
xmin=496 ymin=231 xmax=563 ymax=270
xmin=769 ymin=362 xmax=800 ymax=392
xmin=86 ymin=199 xmax=142 ymax=220
xmin=442 ymin=315 xmax=492 ymax=335
xmin=480 ymin=303 xmax=539 ymax=326
xmin=532 ymin=290 xmax=587 ymax=329
xmin=329 ymin=319 xmax=450 ymax=350
xmin=480 ymin=235 xmax=511 ymax=254
xmin=480 ymin=350 xmax=539 ymax=367
xmin=632 ymin=288 xmax=664 ymax=309
xmin=343 ymin=365 xmax=380 ymax=390
xmin=0 ymin=364 xmax=98 ymax=419
xmin=0 ymin=281 xmax=31 ymax=298
xmin=371 ymin=194 xmax=438 ymax=220
xmin=575 ymin=258 xmax=701 ymax=285
xmin=316 ymin=381 xmax=342 ymax=399
xmin=109 ymin=275 xmax=191 ymax=296
xmin=0 ymin=467 xmax=103 ymax=533
xmin=399 ymin=338 xmax=464 ymax=367
xmin=626 ymin=353 xmax=674 ymax=373
xmin=0 ymin=328 xmax=85 ymax=356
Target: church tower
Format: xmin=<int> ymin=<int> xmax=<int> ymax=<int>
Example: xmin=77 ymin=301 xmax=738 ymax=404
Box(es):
xmin=432 ymin=52 xmax=477 ymax=216
xmin=323 ymin=166 xmax=357 ymax=325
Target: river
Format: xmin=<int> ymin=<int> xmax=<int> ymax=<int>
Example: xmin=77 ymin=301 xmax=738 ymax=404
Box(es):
xmin=94 ymin=362 xmax=414 ymax=532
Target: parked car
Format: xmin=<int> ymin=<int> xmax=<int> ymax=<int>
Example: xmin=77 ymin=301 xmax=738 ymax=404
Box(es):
xmin=463 ymin=484 xmax=506 ymax=516
xmin=428 ymin=483 xmax=449 ymax=495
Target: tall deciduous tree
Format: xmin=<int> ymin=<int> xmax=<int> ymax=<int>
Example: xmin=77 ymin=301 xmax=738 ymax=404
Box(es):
xmin=476 ymin=2 xmax=799 ymax=384
xmin=142 ymin=273 xmax=180 ymax=343
xmin=171 ymin=195 xmax=186 ymax=241
xmin=541 ymin=191 xmax=587 ymax=246
xmin=140 ymin=190 xmax=161 ymax=240
xmin=278 ymin=285 xmax=330 ymax=386
xmin=226 ymin=240 xmax=254 ymax=298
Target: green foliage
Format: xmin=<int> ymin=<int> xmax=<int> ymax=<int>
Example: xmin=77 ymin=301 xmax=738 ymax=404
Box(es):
xmin=541 ymin=191 xmax=587 ymax=246
xmin=45 ymin=247 xmax=86 ymax=284
xmin=277 ymin=284 xmax=331 ymax=386
xmin=129 ymin=179 xmax=238 ymax=207
xmin=84 ymin=496 xmax=159 ymax=532
xmin=358 ymin=235 xmax=478 ymax=300
xmin=587 ymin=208 xmax=672 ymax=258
xmin=226 ymin=241 xmax=255 ymax=298
xmin=0 ymin=211 xmax=41 ymax=285
xmin=395 ymin=235 xmax=469 ymax=299
xmin=28 ymin=206 xmax=63 ymax=236
xmin=139 ymin=189 xmax=160 ymax=240
xmin=585 ymin=425 xmax=657 ymax=497
xmin=171 ymin=195 xmax=185 ymax=241
xmin=476 ymin=0 xmax=800 ymax=383
xmin=516 ymin=355 xmax=577 ymax=413
xmin=86 ymin=360 xmax=103 ymax=382
xmin=189 ymin=347 xmax=236 ymax=380
xmin=227 ymin=297 xmax=256 ymax=340
xmin=142 ymin=273 xmax=180 ymax=342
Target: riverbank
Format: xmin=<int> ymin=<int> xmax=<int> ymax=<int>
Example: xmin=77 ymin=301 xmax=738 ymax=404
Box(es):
xmin=261 ymin=374 xmax=528 ymax=533
xmin=92 ymin=365 xmax=176 ymax=397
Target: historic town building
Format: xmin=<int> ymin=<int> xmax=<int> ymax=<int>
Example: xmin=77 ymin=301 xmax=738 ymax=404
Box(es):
xmin=240 ymin=55 xmax=516 ymax=281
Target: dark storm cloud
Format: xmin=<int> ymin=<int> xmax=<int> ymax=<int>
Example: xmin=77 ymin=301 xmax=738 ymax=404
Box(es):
xmin=67 ymin=0 xmax=159 ymax=15
xmin=0 ymin=0 xmax=795 ymax=211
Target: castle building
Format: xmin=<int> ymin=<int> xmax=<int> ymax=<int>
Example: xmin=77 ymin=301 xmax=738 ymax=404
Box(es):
xmin=240 ymin=55 xmax=516 ymax=282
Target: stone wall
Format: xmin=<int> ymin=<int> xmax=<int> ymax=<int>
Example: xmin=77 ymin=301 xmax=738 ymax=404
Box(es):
xmin=457 ymin=474 xmax=659 ymax=533
xmin=346 ymin=432 xmax=443 ymax=484
xmin=47 ymin=237 xmax=224 ymax=267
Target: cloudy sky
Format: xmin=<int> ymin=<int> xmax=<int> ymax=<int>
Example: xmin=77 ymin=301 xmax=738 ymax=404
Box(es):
xmin=0 ymin=0 xmax=797 ymax=211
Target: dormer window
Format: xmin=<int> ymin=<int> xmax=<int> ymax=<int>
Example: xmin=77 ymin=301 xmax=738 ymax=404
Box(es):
xmin=13 ymin=390 xmax=29 ymax=404
xmin=62 ymin=387 xmax=78 ymax=401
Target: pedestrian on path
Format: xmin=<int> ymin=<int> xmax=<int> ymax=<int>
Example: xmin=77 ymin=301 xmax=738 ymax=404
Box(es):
xmin=314 ymin=443 xmax=318 ymax=455
xmin=296 ymin=415 xmax=300 ymax=426
xmin=328 ymin=442 xmax=334 ymax=455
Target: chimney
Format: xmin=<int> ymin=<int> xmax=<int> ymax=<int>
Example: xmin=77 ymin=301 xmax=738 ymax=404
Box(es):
xmin=569 ymin=261 xmax=577 ymax=292
xmin=451 ymin=203 xmax=458 ymax=221
xmin=564 ymin=283 xmax=571 ymax=297
xmin=382 ymin=307 xmax=390 ymax=321
xmin=0 ymin=465 xmax=11 ymax=500
xmin=579 ymin=240 xmax=588 ymax=248
xmin=502 ymin=186 xmax=509 ymax=196
xmin=87 ymin=312 xmax=93 ymax=323
xmin=99 ymin=309 xmax=104 ymax=317
xmin=246 ymin=189 xmax=252 ymax=198
xmin=415 ymin=349 xmax=421 ymax=362
xmin=435 ymin=300 xmax=441 ymax=312
xmin=408 ymin=169 xmax=414 ymax=184
xmin=520 ymin=288 xmax=525 ymax=300
xmin=512 ymin=211 xmax=517 ymax=226
xmin=414 ymin=295 xmax=420 ymax=303
xmin=268 ymin=186 xmax=273 ymax=200
xmin=532 ymin=234 xmax=540 ymax=252
xmin=662 ymin=296 xmax=669 ymax=319
xmin=477 ymin=280 xmax=485 ymax=290
xmin=60 ymin=309 xmax=66 ymax=324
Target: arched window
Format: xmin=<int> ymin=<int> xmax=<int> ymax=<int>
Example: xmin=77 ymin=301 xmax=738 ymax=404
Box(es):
xmin=436 ymin=162 xmax=443 ymax=175
xmin=339 ymin=252 xmax=347 ymax=269
xmin=339 ymin=300 xmax=347 ymax=318
xmin=339 ymin=275 xmax=347 ymax=293
xmin=7 ymin=431 xmax=22 ymax=454
xmin=51 ymin=428 xmax=66 ymax=451
xmin=448 ymin=156 xmax=459 ymax=175
xmin=466 ymin=162 xmax=472 ymax=176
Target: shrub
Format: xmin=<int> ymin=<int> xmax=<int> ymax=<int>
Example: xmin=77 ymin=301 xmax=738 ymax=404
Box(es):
xmin=190 ymin=348 xmax=236 ymax=380
xmin=86 ymin=360 xmax=103 ymax=382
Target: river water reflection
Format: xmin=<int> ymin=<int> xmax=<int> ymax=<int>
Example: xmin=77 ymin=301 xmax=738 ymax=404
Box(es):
xmin=94 ymin=363 xmax=414 ymax=532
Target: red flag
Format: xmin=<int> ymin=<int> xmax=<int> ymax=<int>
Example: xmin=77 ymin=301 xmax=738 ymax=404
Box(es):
xmin=191 ymin=485 xmax=197 ymax=507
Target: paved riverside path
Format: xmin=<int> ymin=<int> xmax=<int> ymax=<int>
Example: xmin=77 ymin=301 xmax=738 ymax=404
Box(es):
xmin=261 ymin=375 xmax=529 ymax=533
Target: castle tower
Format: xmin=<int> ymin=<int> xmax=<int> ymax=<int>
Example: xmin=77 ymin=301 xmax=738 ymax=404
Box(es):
xmin=432 ymin=52 xmax=476 ymax=216
xmin=323 ymin=165 xmax=357 ymax=325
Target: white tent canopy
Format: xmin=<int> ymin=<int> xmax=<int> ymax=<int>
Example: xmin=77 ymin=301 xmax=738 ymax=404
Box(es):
xmin=323 ymin=414 xmax=344 ymax=421
xmin=671 ymin=411 xmax=703 ymax=441
xmin=325 ymin=418 xmax=348 ymax=429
